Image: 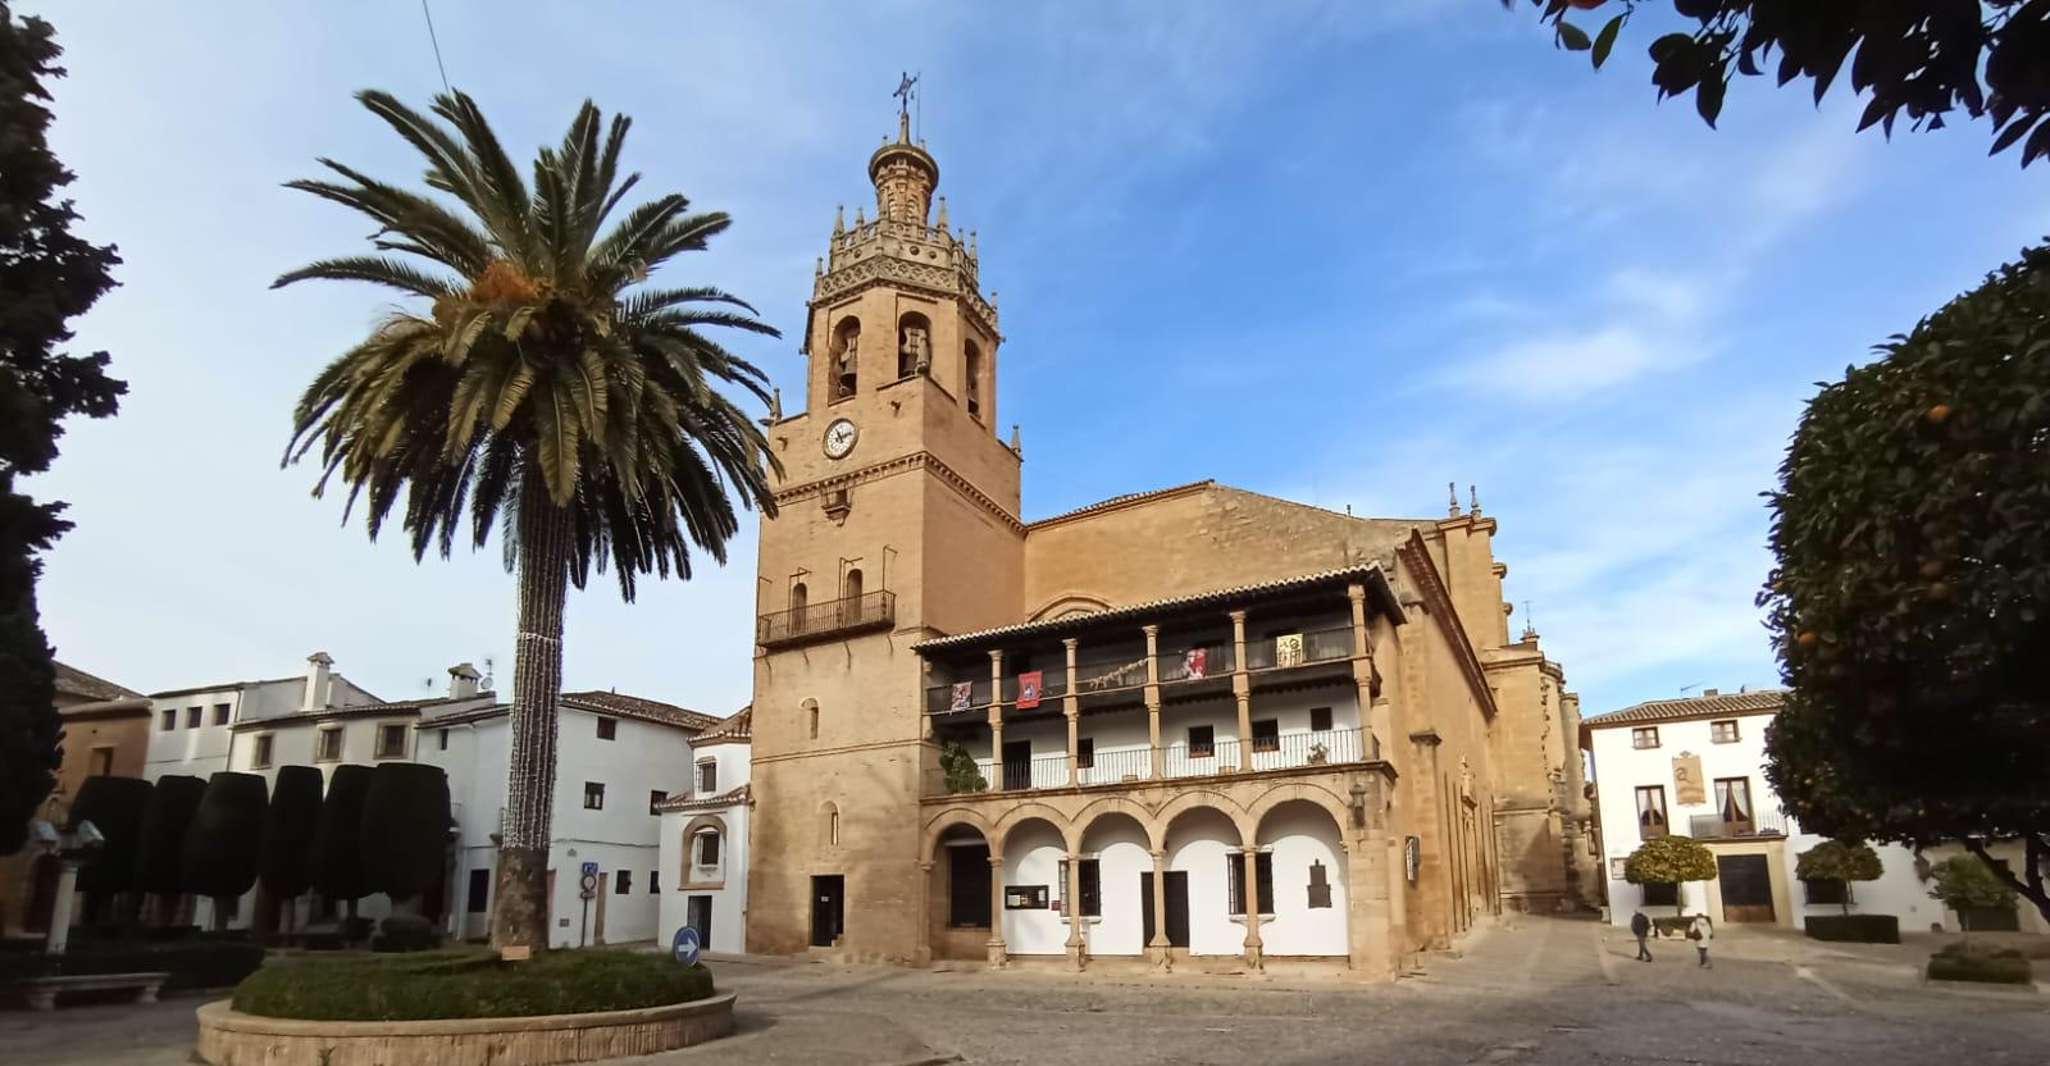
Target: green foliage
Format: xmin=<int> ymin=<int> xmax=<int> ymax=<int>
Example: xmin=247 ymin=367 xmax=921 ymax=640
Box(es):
xmin=1623 ymin=835 xmax=1718 ymax=886
xmin=1928 ymin=940 xmax=2033 ymax=984
xmin=259 ymin=765 xmax=322 ymax=902
xmin=1513 ymin=1 xmax=2050 ymax=166
xmin=232 ymin=948 xmax=716 ymax=1021
xmin=371 ymin=913 xmax=444 ymax=953
xmin=0 ymin=7 xmax=124 ymax=856
xmin=183 ymin=772 xmax=268 ymax=900
xmin=1796 ymin=840 xmax=1884 ymax=884
xmin=313 ymin=764 xmax=372 ymax=904
xmin=1760 ymin=242 xmax=2050 ymax=923
xmin=276 ymin=89 xmax=782 ymax=601
xmin=940 ymin=742 xmax=988 ymax=794
xmin=360 ymin=763 xmax=450 ymax=900
xmin=0 ymin=938 xmax=265 ymax=991
xmin=1928 ymin=855 xmax=2019 ymax=912
xmin=68 ymin=774 xmax=151 ymax=895
xmin=1804 ymin=914 xmax=1900 ymax=943
xmin=134 ymin=774 xmax=204 ymax=897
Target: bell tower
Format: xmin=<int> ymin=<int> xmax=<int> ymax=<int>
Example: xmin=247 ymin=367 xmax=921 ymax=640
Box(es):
xmin=745 ymin=99 xmax=1025 ymax=962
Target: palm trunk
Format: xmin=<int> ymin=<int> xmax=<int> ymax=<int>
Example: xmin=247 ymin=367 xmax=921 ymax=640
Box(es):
xmin=490 ymin=478 xmax=573 ymax=954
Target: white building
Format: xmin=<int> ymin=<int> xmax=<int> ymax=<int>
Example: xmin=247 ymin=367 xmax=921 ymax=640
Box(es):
xmin=1584 ymin=689 xmax=1946 ymax=932
xmin=658 ymin=708 xmax=751 ymax=955
xmin=143 ymin=652 xmax=383 ymax=783
xmin=421 ymin=690 xmax=722 ymax=949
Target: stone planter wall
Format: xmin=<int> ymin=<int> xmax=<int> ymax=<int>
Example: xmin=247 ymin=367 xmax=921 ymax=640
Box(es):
xmin=195 ymin=992 xmax=736 ymax=1066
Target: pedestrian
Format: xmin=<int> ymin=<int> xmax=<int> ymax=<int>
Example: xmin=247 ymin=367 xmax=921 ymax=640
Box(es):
xmin=1688 ymin=913 xmax=1713 ymax=968
xmin=1630 ymin=910 xmax=1652 ymax=962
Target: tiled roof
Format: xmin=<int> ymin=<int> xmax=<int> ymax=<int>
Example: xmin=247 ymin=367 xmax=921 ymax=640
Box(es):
xmin=694 ymin=707 xmax=751 ymax=744
xmin=1585 ymin=689 xmax=1786 ymax=728
xmin=562 ymin=691 xmax=723 ymax=733
xmin=54 ymin=662 xmax=144 ymax=702
xmin=912 ymin=561 xmax=1399 ymax=652
xmin=1024 ymin=479 xmax=1215 ymax=531
xmin=656 ymin=783 xmax=750 ymax=813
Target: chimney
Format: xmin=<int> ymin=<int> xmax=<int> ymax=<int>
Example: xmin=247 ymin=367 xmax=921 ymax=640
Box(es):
xmin=303 ymin=652 xmax=335 ymax=711
xmin=447 ymin=662 xmax=482 ymax=700
xmin=1702 ymin=688 xmax=1720 ymax=698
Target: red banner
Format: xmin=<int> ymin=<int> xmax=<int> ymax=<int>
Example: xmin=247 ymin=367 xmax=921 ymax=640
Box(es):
xmin=1016 ymin=670 xmax=1043 ymax=709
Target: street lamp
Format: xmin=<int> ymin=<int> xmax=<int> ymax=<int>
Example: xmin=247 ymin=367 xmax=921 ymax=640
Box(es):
xmin=31 ymin=818 xmax=106 ymax=956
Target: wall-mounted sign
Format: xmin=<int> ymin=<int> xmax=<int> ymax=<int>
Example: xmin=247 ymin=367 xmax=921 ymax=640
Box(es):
xmin=1404 ymin=835 xmax=1421 ymax=883
xmin=1004 ymin=885 xmax=1049 ymax=910
xmin=1275 ymin=633 xmax=1305 ymax=669
xmin=1671 ymin=752 xmax=1706 ymax=806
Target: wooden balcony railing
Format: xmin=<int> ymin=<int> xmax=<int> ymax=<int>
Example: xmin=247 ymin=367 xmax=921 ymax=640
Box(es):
xmin=757 ymin=590 xmax=896 ymax=648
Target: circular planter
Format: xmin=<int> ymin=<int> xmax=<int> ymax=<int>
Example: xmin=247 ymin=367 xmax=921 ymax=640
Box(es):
xmin=195 ymin=992 xmax=736 ymax=1066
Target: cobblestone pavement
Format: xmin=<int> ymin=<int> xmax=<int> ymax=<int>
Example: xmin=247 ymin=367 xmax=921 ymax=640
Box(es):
xmin=6 ymin=918 xmax=2046 ymax=1065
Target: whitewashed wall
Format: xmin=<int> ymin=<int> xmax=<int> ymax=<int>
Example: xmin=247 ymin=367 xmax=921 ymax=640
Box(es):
xmin=1081 ymin=817 xmax=1150 ymax=955
xmin=1167 ymin=807 xmax=1240 ymax=956
xmin=1257 ymin=800 xmax=1348 ymax=956
xmin=1001 ymin=821 xmax=1068 ymax=955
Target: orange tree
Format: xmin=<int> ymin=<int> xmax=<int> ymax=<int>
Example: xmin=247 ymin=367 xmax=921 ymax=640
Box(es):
xmin=1623 ymin=835 xmax=1717 ymax=917
xmin=1508 ymin=2 xmax=2050 ymax=166
xmin=1760 ymin=243 xmax=2050 ymax=924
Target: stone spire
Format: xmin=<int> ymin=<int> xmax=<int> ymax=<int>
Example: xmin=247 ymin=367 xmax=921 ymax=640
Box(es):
xmin=1447 ymin=482 xmax=1463 ymax=517
xmin=868 ymin=107 xmax=939 ymax=224
xmin=833 ymin=204 xmax=844 ymax=235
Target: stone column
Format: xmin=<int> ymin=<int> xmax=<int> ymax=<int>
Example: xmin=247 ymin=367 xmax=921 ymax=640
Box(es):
xmin=986 ymin=854 xmax=1009 ymax=966
xmin=987 ymin=649 xmax=1005 ymax=790
xmin=43 ymin=860 xmax=80 ymax=956
xmin=1142 ymin=625 xmax=1162 ymax=780
xmin=1063 ymin=638 xmax=1080 ymax=787
xmin=1230 ymin=610 xmax=1252 ymax=771
xmin=1148 ymin=848 xmax=1172 ymax=970
xmin=915 ymin=860 xmax=935 ymax=966
xmin=1345 ymin=585 xmax=1386 ymax=761
xmin=1064 ymin=851 xmax=1087 ymax=971
xmin=1240 ymin=843 xmax=1264 ymax=970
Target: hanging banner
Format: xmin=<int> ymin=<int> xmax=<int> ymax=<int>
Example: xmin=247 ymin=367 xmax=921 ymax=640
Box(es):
xmin=1274 ymin=633 xmax=1304 ymax=669
xmin=1016 ymin=670 xmax=1043 ymax=709
xmin=949 ymin=681 xmax=973 ymax=713
xmin=1671 ymin=752 xmax=1706 ymax=806
xmin=1184 ymin=647 xmax=1208 ymax=679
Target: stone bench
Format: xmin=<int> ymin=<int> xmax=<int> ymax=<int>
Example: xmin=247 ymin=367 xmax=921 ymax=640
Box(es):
xmin=19 ymin=971 xmax=170 ymax=1011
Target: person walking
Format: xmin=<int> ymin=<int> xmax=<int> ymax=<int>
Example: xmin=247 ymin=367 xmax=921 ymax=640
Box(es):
xmin=1630 ymin=910 xmax=1653 ymax=962
xmin=1688 ymin=913 xmax=1713 ymax=968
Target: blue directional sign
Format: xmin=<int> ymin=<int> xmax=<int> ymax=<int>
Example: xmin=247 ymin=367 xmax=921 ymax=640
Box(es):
xmin=580 ymin=861 xmax=599 ymax=878
xmin=672 ymin=925 xmax=702 ymax=967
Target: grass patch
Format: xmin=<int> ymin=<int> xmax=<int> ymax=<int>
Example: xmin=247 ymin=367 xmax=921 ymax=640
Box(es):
xmin=232 ymin=947 xmax=715 ymax=1021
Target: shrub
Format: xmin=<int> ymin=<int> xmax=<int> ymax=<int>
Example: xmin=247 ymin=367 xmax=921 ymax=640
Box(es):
xmin=1928 ymin=855 xmax=2018 ymax=918
xmin=1805 ymin=914 xmax=1901 ymax=944
xmin=68 ymin=775 xmax=152 ymax=898
xmin=182 ymin=772 xmax=268 ymax=916
xmin=1624 ymin=837 xmax=1718 ymax=917
xmin=940 ymin=743 xmax=987 ymax=794
xmin=232 ymin=948 xmax=717 ymax=1021
xmin=360 ymin=762 xmax=450 ymax=901
xmin=371 ymin=913 xmax=444 ymax=953
xmin=259 ymin=766 xmax=322 ymax=927
xmin=0 ymin=940 xmax=266 ymax=991
xmin=1794 ymin=840 xmax=1883 ymax=916
xmin=134 ymin=774 xmax=205 ymax=901
xmin=313 ymin=765 xmax=373 ymax=910
xmin=1927 ymin=941 xmax=2033 ymax=985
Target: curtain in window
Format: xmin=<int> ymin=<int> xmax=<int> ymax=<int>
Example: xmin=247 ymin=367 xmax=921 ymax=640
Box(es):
xmin=1715 ymin=778 xmax=1752 ymax=822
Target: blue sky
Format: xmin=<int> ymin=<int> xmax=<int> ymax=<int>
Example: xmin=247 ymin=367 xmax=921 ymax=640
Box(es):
xmin=24 ymin=2 xmax=2045 ymax=717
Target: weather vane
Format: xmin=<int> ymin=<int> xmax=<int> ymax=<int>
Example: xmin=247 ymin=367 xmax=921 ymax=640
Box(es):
xmin=894 ymin=71 xmax=920 ymax=122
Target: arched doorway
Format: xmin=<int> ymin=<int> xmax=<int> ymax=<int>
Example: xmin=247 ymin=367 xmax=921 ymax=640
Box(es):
xmin=1254 ymin=799 xmax=1348 ymax=957
xmin=1078 ymin=811 xmax=1151 ymax=956
xmin=1163 ymin=805 xmax=1240 ymax=956
xmin=999 ymin=817 xmax=1067 ymax=956
xmin=928 ymin=821 xmax=993 ymax=961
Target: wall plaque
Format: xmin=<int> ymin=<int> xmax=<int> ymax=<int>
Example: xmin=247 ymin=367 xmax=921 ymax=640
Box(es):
xmin=1671 ymin=752 xmax=1706 ymax=806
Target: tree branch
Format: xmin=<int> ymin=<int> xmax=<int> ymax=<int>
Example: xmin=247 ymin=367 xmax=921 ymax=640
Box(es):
xmin=1961 ymin=837 xmax=2050 ymax=925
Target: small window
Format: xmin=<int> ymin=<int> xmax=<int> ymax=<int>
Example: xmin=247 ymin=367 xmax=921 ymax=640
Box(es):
xmin=650 ymin=870 xmax=660 ymax=894
xmin=843 ymin=567 xmax=864 ymax=602
xmin=160 ymin=708 xmax=176 ymax=732
xmin=1631 ymin=726 xmax=1660 ymax=749
xmin=212 ymin=703 xmax=231 ymax=726
xmin=438 ymin=728 xmax=450 ymax=751
xmin=1057 ymin=858 xmax=1102 ymax=917
xmin=1643 ymin=881 xmax=1678 ymax=906
xmin=698 ymin=832 xmax=722 ymax=867
xmin=186 ymin=706 xmax=202 ymax=729
xmin=829 ymin=808 xmax=840 ymax=846
xmin=596 ymin=717 xmax=617 ymax=741
xmin=697 ymin=760 xmax=718 ymax=794
xmin=584 ymin=782 xmax=606 ymax=810
xmin=1710 ymin=719 xmax=1740 ymax=744
xmin=1252 ymin=719 xmax=1280 ymax=753
xmin=375 ymin=723 xmax=408 ymax=759
xmin=1804 ymin=878 xmax=1848 ymax=906
xmin=1188 ymin=725 xmax=1215 ymax=758
xmin=808 ymin=701 xmax=820 ymax=739
xmin=615 ymin=870 xmax=632 ymax=894
xmin=1227 ymin=851 xmax=1275 ymax=916
xmin=89 ymin=747 xmax=114 ymax=777
xmin=649 ymin=790 xmax=668 ymax=815
xmin=316 ymin=728 xmax=343 ymax=762
xmin=252 ymin=734 xmax=275 ymax=769
xmin=467 ymin=869 xmax=490 ymax=913
xmin=1076 ymin=738 xmax=1095 ymax=769
xmin=1309 ymin=706 xmax=1333 ymax=732
xmin=1635 ymin=785 xmax=1668 ymax=836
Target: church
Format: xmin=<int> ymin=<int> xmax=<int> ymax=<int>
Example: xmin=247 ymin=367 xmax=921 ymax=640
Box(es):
xmin=741 ymin=105 xmax=1596 ymax=977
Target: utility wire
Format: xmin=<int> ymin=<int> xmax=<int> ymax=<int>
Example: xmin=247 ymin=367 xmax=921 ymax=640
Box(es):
xmin=421 ymin=0 xmax=451 ymax=94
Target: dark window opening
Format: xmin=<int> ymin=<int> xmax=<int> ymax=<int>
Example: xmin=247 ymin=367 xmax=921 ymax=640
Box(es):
xmin=596 ymin=717 xmax=617 ymax=740
xmin=466 ymin=868 xmax=490 ymax=913
xmin=615 ymin=870 xmax=632 ymax=894
xmin=1228 ymin=851 xmax=1275 ymax=916
xmin=584 ymin=782 xmax=605 ymax=810
xmin=1077 ymin=738 xmax=1095 ymax=769
xmin=1252 ymin=719 xmax=1280 ymax=752
xmin=1188 ymin=725 xmax=1215 ymax=758
xmin=212 ymin=703 xmax=231 ymax=726
xmin=948 ymin=844 xmax=991 ymax=927
xmin=1309 ymin=706 xmax=1333 ymax=732
xmin=649 ymin=790 xmax=667 ymax=815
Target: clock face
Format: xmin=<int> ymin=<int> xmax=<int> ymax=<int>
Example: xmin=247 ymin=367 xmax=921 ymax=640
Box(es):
xmin=823 ymin=417 xmax=859 ymax=459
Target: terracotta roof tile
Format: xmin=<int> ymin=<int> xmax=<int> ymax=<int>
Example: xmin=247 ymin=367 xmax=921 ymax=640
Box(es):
xmin=1585 ymin=689 xmax=1786 ymax=728
xmin=53 ymin=662 xmax=144 ymax=702
xmin=656 ymin=783 xmax=750 ymax=813
xmin=694 ymin=706 xmax=751 ymax=743
xmin=561 ymin=690 xmax=723 ymax=732
xmin=1024 ymin=480 xmax=1215 ymax=531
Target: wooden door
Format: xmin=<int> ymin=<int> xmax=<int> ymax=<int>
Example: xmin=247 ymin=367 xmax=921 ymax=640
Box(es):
xmin=1716 ymin=854 xmax=1774 ymax=922
xmin=1140 ymin=871 xmax=1192 ymax=948
xmin=1002 ymin=740 xmax=1031 ymax=791
xmin=687 ymin=895 xmax=714 ymax=949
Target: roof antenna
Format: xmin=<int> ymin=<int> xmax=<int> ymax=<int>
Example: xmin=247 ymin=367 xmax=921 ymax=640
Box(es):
xmin=419 ymin=0 xmax=452 ymax=94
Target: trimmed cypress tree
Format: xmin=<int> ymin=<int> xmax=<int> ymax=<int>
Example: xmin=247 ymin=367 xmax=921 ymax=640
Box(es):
xmin=313 ymin=764 xmax=373 ymax=918
xmin=183 ymin=771 xmax=268 ymax=929
xmin=134 ymin=773 xmax=204 ymax=923
xmin=259 ymin=765 xmax=322 ymax=933
xmin=67 ymin=774 xmax=150 ymax=918
xmin=361 ymin=762 xmax=451 ymax=903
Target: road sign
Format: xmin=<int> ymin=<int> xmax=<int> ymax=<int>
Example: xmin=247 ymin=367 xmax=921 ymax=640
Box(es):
xmin=672 ymin=925 xmax=701 ymax=967
xmin=580 ymin=861 xmax=599 ymax=877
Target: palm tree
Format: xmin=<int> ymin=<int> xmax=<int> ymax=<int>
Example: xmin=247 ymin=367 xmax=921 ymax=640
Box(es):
xmin=277 ymin=90 xmax=780 ymax=952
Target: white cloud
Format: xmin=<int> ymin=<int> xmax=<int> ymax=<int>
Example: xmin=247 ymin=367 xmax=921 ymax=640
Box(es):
xmin=1435 ymin=325 xmax=1689 ymax=403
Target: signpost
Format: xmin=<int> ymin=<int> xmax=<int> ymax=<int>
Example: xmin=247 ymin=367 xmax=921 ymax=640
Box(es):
xmin=672 ymin=924 xmax=702 ymax=967
xmin=579 ymin=863 xmax=599 ymax=947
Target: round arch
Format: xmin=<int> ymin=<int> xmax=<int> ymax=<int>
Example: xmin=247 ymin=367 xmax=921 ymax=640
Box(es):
xmin=1073 ymin=794 xmax=1164 ymax=851
xmin=1156 ymin=789 xmax=1253 ymax=846
xmin=1027 ymin=592 xmax=1113 ymax=623
xmin=992 ymin=802 xmax=1076 ymax=853
xmin=1247 ymin=779 xmax=1356 ymax=840
xmin=920 ymin=806 xmax=996 ymax=863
